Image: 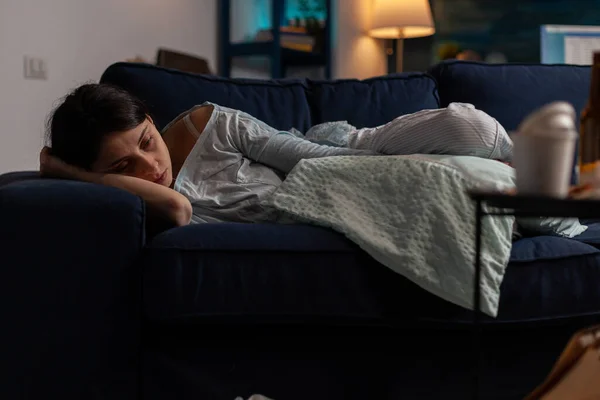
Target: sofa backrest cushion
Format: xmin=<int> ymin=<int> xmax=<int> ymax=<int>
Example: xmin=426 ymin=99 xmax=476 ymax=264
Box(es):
xmin=429 ymin=61 xmax=591 ymax=132
xmin=308 ymin=73 xmax=439 ymax=128
xmin=100 ymin=63 xmax=312 ymax=132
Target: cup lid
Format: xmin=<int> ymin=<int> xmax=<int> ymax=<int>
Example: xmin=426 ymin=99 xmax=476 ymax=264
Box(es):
xmin=517 ymin=101 xmax=577 ymax=139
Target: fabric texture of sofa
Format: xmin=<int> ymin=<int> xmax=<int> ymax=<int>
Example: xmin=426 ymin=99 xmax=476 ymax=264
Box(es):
xmin=1 ymin=60 xmax=600 ymax=400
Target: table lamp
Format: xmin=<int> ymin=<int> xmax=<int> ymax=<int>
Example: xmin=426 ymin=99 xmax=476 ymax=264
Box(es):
xmin=369 ymin=0 xmax=436 ymax=73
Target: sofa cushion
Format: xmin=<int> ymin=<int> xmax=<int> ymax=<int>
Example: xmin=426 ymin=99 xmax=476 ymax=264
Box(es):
xmin=495 ymin=234 xmax=600 ymax=321
xmin=429 ymin=61 xmax=591 ymax=132
xmin=307 ymin=73 xmax=439 ymax=128
xmin=100 ymin=62 xmax=312 ymax=132
xmin=141 ymin=222 xmax=600 ymax=326
xmin=430 ymin=61 xmax=590 ymax=183
xmin=142 ymin=223 xmax=393 ymax=323
xmin=575 ymin=220 xmax=600 ymax=245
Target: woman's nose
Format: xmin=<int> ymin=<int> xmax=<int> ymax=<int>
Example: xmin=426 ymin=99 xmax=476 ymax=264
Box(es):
xmin=138 ymin=154 xmax=159 ymax=175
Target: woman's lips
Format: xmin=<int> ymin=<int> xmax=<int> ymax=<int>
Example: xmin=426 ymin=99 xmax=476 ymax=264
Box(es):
xmin=154 ymin=170 xmax=167 ymax=184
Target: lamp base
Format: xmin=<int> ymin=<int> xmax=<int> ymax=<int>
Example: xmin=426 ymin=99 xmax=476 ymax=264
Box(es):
xmin=386 ymin=38 xmax=404 ymax=74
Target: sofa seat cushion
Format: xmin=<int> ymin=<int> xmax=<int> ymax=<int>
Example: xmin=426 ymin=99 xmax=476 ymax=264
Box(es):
xmin=142 ymin=223 xmax=600 ymax=326
xmin=142 ymin=223 xmax=402 ymax=324
xmin=100 ymin=62 xmax=312 ymax=132
xmin=498 ymin=235 xmax=600 ymax=321
xmin=308 ymin=73 xmax=439 ymax=128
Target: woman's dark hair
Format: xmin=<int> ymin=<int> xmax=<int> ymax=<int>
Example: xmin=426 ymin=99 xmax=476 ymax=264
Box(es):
xmin=47 ymin=83 xmax=149 ymax=170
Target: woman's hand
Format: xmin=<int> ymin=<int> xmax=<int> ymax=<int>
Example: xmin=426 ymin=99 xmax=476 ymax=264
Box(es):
xmin=39 ymin=146 xmax=86 ymax=180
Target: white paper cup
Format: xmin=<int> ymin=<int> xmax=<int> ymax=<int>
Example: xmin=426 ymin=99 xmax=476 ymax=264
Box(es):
xmin=512 ymin=133 xmax=576 ymax=198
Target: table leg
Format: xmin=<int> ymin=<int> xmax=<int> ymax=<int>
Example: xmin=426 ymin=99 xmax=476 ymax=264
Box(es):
xmin=473 ymin=199 xmax=483 ymax=400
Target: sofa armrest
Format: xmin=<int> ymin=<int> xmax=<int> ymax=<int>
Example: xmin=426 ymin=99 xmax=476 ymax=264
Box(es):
xmin=0 ymin=179 xmax=145 ymax=399
xmin=0 ymin=170 xmax=40 ymax=187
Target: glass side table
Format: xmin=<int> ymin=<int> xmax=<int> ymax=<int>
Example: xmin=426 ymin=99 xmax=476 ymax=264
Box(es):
xmin=468 ymin=190 xmax=600 ymax=400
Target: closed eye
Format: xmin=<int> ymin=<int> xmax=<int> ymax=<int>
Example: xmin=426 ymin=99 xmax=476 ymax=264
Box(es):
xmin=112 ymin=162 xmax=129 ymax=173
xmin=141 ymin=136 xmax=152 ymax=149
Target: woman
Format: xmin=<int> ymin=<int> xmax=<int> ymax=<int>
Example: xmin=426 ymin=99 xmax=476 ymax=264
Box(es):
xmin=41 ymin=83 xmax=512 ymax=226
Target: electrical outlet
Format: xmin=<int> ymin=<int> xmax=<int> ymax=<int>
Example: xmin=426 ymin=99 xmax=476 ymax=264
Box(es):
xmin=23 ymin=56 xmax=48 ymax=80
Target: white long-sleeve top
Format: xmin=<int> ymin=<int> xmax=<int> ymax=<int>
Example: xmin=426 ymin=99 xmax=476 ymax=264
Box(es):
xmin=165 ymin=102 xmax=512 ymax=224
xmin=166 ymin=103 xmax=375 ymax=223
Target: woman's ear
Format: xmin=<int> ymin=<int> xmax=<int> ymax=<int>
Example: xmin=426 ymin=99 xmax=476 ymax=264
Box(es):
xmin=147 ymin=115 xmax=154 ymax=125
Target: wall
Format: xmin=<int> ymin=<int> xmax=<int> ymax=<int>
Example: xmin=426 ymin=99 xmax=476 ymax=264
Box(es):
xmin=0 ymin=0 xmax=385 ymax=173
xmin=333 ymin=0 xmax=385 ymax=79
xmin=0 ymin=0 xmax=217 ymax=173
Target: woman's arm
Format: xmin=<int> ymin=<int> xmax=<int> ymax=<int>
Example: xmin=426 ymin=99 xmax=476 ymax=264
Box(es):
xmin=91 ymin=174 xmax=191 ymax=227
xmin=40 ymin=147 xmax=192 ymax=227
xmin=211 ymin=112 xmax=377 ymax=174
xmin=252 ymin=133 xmax=377 ymax=174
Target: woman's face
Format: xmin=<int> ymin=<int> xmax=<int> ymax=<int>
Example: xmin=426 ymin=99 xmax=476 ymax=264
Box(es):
xmin=91 ymin=117 xmax=173 ymax=187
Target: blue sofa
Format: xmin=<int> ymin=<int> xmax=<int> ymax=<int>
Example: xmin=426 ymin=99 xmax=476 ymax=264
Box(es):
xmin=2 ymin=61 xmax=600 ymax=400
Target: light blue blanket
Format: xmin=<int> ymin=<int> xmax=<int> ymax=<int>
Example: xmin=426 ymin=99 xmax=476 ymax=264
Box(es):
xmin=266 ymin=154 xmax=516 ymax=317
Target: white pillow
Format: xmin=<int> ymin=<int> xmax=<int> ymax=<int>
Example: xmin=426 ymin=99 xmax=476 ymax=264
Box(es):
xmin=517 ymin=217 xmax=587 ymax=238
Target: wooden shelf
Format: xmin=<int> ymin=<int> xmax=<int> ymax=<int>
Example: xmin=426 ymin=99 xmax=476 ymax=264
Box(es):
xmin=229 ymin=42 xmax=327 ymax=68
xmin=228 ymin=42 xmax=273 ymax=57
xmin=219 ymin=0 xmax=332 ymax=79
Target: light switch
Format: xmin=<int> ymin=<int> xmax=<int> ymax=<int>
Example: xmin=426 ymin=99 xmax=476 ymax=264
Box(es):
xmin=23 ymin=56 xmax=48 ymax=80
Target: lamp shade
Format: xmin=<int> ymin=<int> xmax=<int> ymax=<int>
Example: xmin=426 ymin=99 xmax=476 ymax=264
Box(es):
xmin=369 ymin=0 xmax=436 ymax=39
